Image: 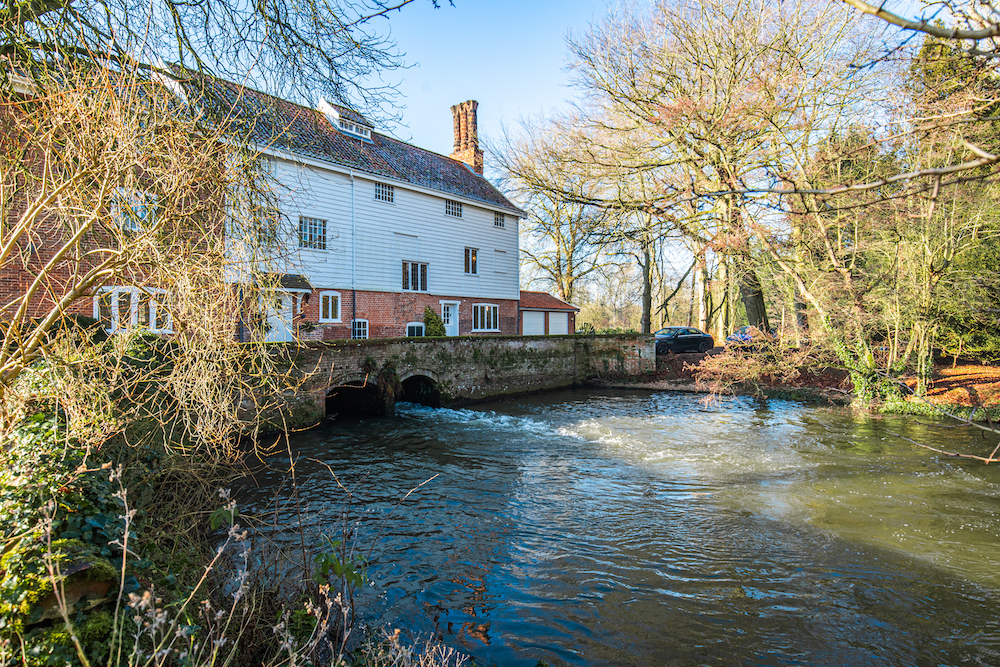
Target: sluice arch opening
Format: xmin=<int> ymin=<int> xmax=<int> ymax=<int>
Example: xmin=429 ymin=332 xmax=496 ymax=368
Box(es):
xmin=325 ymin=377 xmax=391 ymax=418
xmin=400 ymin=372 xmax=441 ymax=408
xmin=324 ymin=370 xmax=442 ymax=419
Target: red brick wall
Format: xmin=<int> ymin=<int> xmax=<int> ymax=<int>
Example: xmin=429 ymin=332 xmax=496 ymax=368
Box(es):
xmin=293 ymin=289 xmax=519 ymax=340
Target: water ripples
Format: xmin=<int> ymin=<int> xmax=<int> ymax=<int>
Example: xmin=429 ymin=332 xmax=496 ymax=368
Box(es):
xmin=237 ymin=389 xmax=1000 ymax=666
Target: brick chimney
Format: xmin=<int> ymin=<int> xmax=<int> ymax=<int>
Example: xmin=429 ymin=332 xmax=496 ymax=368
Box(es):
xmin=450 ymin=100 xmax=484 ymax=175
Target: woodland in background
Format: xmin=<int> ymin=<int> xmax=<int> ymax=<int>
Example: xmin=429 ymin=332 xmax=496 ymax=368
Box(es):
xmin=500 ymin=0 xmax=1000 ymax=400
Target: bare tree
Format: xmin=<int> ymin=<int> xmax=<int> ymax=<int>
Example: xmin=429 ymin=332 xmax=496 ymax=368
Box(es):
xmin=506 ymin=0 xmax=884 ymax=336
xmin=0 ymin=60 xmax=297 ymax=445
xmin=517 ymin=194 xmax=606 ymax=305
xmin=2 ymin=0 xmax=442 ymax=113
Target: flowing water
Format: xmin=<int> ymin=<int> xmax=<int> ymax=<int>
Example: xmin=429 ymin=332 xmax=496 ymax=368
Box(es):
xmin=237 ymin=389 xmax=1000 ymax=666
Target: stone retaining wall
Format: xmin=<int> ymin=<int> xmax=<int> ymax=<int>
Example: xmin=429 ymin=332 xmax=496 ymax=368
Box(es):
xmin=267 ymin=334 xmax=655 ymax=428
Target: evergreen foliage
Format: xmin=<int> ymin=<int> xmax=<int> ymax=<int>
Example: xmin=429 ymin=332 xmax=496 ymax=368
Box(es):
xmin=423 ymin=306 xmax=447 ymax=337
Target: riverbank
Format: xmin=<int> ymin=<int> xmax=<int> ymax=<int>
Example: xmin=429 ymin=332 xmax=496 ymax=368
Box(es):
xmin=589 ymin=348 xmax=1000 ymax=416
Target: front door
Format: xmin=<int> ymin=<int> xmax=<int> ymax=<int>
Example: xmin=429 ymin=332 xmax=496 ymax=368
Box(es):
xmin=441 ymin=302 xmax=459 ymax=336
xmin=264 ymin=292 xmax=295 ymax=342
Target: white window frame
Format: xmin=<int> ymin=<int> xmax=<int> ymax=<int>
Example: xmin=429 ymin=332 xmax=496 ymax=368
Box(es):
xmin=298 ymin=215 xmax=327 ymax=250
xmin=351 ymin=319 xmax=369 ymax=339
xmin=339 ymin=119 xmax=371 ymax=139
xmin=445 ymin=199 xmax=463 ymax=217
xmin=112 ymin=188 xmax=157 ymax=233
xmin=494 ymin=212 xmax=505 ymax=228
xmin=472 ymin=303 xmax=500 ymax=332
xmin=405 ymin=322 xmax=425 ymax=337
xmin=94 ymin=286 xmax=172 ymax=334
xmin=319 ymin=290 xmax=341 ymax=323
xmin=464 ymin=247 xmax=478 ymax=275
xmin=374 ymin=182 xmax=394 ymax=203
xmin=401 ymin=261 xmax=428 ymax=292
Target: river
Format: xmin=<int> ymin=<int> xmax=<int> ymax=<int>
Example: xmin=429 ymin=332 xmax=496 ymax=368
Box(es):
xmin=237 ymin=388 xmax=1000 ymax=666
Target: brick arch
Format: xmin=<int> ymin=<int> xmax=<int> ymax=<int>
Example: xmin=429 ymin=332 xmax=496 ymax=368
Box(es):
xmin=326 ymin=372 xmax=373 ymax=391
xmin=398 ymin=367 xmax=440 ymax=383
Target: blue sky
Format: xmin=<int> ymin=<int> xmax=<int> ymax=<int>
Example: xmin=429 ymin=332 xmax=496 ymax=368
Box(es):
xmin=373 ymin=0 xmax=609 ymax=157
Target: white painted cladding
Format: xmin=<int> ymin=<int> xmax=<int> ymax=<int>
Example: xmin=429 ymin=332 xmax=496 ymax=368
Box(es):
xmin=266 ymin=157 xmax=520 ymax=300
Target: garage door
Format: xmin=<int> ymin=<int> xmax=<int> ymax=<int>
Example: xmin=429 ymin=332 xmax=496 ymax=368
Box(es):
xmin=548 ymin=312 xmax=569 ymax=335
xmin=523 ymin=311 xmax=545 ymax=335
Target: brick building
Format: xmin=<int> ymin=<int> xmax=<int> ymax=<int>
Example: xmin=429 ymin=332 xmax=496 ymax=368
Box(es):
xmin=3 ymin=70 xmax=525 ymax=341
xmin=519 ymin=291 xmax=579 ymax=335
xmin=197 ymin=75 xmax=525 ymax=341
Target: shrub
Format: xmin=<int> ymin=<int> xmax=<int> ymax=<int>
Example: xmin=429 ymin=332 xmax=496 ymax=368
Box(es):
xmin=423 ymin=307 xmax=447 ymax=337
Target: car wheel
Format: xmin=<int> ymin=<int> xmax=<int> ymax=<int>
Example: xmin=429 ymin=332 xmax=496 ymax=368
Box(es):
xmin=698 ymin=341 xmax=710 ymax=353
xmin=656 ymin=341 xmax=668 ymax=355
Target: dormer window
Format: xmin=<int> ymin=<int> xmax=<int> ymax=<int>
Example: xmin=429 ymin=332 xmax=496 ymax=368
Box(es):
xmin=317 ymin=98 xmax=373 ymax=140
xmin=338 ymin=119 xmax=371 ymax=139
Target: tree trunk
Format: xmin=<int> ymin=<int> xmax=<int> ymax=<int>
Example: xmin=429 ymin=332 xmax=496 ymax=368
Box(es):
xmin=688 ymin=256 xmax=698 ymax=326
xmin=738 ymin=266 xmax=770 ymax=332
xmin=718 ymin=258 xmax=730 ymax=340
xmin=697 ymin=253 xmax=708 ymax=331
xmin=794 ymin=288 xmax=808 ymax=344
xmin=640 ymin=243 xmax=652 ymax=334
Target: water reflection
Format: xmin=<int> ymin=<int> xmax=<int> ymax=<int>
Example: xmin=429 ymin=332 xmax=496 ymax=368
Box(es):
xmin=237 ymin=389 xmax=1000 ymax=666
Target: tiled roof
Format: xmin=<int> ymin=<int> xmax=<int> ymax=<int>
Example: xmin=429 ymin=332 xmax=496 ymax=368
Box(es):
xmin=277 ymin=274 xmax=314 ymax=290
xmin=519 ymin=291 xmax=579 ymax=311
xmin=182 ymin=73 xmax=524 ymax=215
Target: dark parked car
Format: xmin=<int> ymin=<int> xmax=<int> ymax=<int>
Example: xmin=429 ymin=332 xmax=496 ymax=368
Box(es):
xmin=655 ymin=326 xmax=714 ymax=354
xmin=725 ymin=325 xmax=777 ymax=348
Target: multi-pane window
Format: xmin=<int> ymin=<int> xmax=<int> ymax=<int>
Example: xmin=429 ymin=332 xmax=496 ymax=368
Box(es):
xmin=473 ymin=304 xmax=499 ymax=332
xmin=494 ymin=212 xmax=505 ymax=228
xmin=406 ymin=322 xmax=425 ymax=337
xmin=319 ymin=291 xmax=341 ymax=322
xmin=445 ymin=200 xmax=462 ymax=217
xmin=351 ymin=319 xmax=369 ymax=339
xmin=338 ymin=119 xmax=371 ymax=139
xmin=464 ymin=248 xmax=478 ymax=275
xmin=113 ymin=189 xmax=157 ymax=233
xmin=96 ymin=287 xmax=171 ymax=334
xmin=375 ymin=182 xmax=394 ymax=203
xmin=401 ymin=261 xmax=428 ymax=292
xmin=298 ymin=215 xmax=327 ymax=250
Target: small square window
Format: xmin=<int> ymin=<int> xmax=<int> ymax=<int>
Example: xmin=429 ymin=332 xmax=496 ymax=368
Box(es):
xmin=375 ymin=182 xmax=394 ymax=203
xmin=406 ymin=322 xmax=425 ymax=337
xmin=351 ymin=319 xmax=368 ymax=339
xmin=445 ymin=200 xmax=463 ymax=217
xmin=465 ymin=248 xmax=478 ymax=275
xmin=494 ymin=212 xmax=505 ymax=228
xmin=299 ymin=216 xmax=327 ymax=250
